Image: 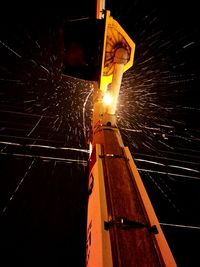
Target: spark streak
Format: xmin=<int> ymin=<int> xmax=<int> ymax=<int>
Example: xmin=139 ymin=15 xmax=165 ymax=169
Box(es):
xmin=0 ymin=40 xmax=22 ymax=58
xmin=2 ymin=158 xmax=36 ymax=214
xmin=82 ymin=88 xmax=93 ymax=143
xmin=160 ymin=222 xmax=200 ymax=230
xmin=40 ymin=64 xmax=50 ymax=73
xmin=27 ymin=116 xmax=43 ymax=136
xmin=168 ymin=165 xmax=200 ymax=173
xmin=139 ymin=168 xmax=200 ymax=181
xmin=182 ymin=41 xmax=195 ymax=49
xmin=0 ymin=152 xmax=88 ymax=165
xmin=0 ymin=141 xmax=90 ymax=153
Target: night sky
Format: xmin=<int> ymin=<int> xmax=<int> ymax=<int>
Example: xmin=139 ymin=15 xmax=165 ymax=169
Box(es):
xmin=0 ymin=1 xmax=200 ymax=266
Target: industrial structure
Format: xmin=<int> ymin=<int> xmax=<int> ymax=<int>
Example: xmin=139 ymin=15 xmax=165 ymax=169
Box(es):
xmin=63 ymin=1 xmax=177 ymax=266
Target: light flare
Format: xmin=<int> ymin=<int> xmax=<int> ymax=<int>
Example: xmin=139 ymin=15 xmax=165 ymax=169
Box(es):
xmin=103 ymin=92 xmax=113 ymax=106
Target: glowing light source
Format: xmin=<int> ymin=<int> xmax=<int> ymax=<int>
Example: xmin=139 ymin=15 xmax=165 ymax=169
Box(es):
xmin=103 ymin=92 xmax=113 ymax=105
xmin=89 ymin=142 xmax=92 ymax=156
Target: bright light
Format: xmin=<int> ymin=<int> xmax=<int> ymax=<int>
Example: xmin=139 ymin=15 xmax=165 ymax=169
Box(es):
xmin=89 ymin=142 xmax=92 ymax=156
xmin=103 ymin=92 xmax=113 ymax=106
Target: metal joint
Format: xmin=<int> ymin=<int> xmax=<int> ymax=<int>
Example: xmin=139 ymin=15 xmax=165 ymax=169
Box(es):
xmin=104 ymin=216 xmax=158 ymax=234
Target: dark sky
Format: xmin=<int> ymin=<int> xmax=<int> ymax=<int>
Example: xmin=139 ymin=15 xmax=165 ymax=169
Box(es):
xmin=0 ymin=1 xmax=200 ymax=266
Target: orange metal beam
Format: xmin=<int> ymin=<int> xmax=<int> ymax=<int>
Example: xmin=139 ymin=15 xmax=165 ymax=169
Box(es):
xmin=89 ymin=126 xmax=176 ymax=266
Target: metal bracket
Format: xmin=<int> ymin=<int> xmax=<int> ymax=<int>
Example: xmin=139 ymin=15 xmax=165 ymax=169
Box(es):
xmin=104 ymin=216 xmax=158 ymax=234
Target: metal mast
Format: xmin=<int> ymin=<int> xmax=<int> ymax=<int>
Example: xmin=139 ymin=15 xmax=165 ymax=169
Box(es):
xmin=86 ymin=1 xmax=177 ymax=266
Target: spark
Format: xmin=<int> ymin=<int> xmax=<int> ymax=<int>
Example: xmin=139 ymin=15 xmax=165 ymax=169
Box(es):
xmin=38 ymin=78 xmax=47 ymax=81
xmin=0 ymin=141 xmax=90 ymax=153
xmin=135 ymin=158 xmax=165 ymax=166
xmin=120 ymin=128 xmax=142 ymax=132
xmin=55 ymin=115 xmax=63 ymax=132
xmin=0 ymin=40 xmax=22 ymax=58
xmin=2 ymin=158 xmax=36 ymax=214
xmin=168 ymin=165 xmax=200 ymax=173
xmin=160 ymin=222 xmax=200 ymax=230
xmin=69 ymin=16 xmax=91 ymax=22
xmin=0 ymin=144 xmax=8 ymax=152
xmin=27 ymin=116 xmax=43 ymax=136
xmin=138 ymin=168 xmax=200 ymax=181
xmin=35 ymin=40 xmax=40 ymax=48
xmin=0 ymin=78 xmax=21 ymax=82
xmin=134 ymin=153 xmax=200 ymax=167
xmin=182 ymin=41 xmax=195 ymax=49
xmin=0 ymin=109 xmax=55 ymax=119
xmin=51 ymin=160 xmax=57 ymax=177
xmin=39 ymin=64 xmax=50 ymax=74
xmin=158 ymin=140 xmax=174 ymax=150
xmin=82 ymin=88 xmax=93 ymax=143
xmin=155 ymin=124 xmax=174 ymax=129
xmin=0 ymin=152 xmax=88 ymax=166
xmin=24 ymin=99 xmax=36 ymax=103
xmin=142 ymin=172 xmax=179 ymax=211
